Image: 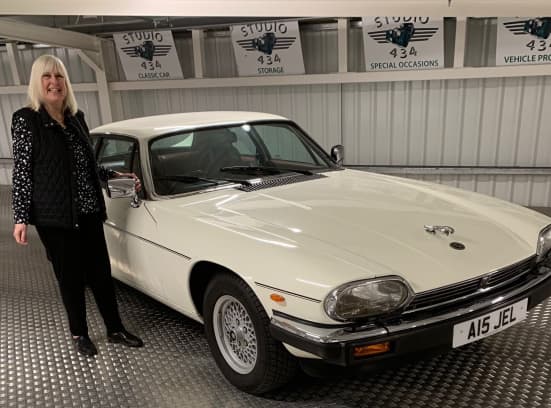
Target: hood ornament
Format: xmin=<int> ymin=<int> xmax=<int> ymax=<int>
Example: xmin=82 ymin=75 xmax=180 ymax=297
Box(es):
xmin=424 ymin=225 xmax=455 ymax=235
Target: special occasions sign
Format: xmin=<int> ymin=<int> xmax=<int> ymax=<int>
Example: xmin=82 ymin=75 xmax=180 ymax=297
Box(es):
xmin=362 ymin=17 xmax=444 ymax=71
xmin=496 ymin=17 xmax=551 ymax=66
xmin=113 ymin=30 xmax=183 ymax=80
xmin=230 ymin=21 xmax=305 ymax=76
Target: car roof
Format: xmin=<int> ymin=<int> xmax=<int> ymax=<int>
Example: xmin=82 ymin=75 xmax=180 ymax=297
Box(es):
xmin=91 ymin=111 xmax=289 ymax=139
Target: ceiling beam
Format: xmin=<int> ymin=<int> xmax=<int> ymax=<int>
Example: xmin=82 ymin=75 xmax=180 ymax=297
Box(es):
xmin=0 ymin=0 xmax=550 ymax=17
xmin=0 ymin=19 xmax=100 ymax=52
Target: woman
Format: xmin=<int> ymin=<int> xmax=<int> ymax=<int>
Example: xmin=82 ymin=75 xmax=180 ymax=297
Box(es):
xmin=11 ymin=54 xmax=143 ymax=357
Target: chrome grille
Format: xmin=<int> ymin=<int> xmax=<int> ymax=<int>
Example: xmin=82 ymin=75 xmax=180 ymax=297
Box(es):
xmin=404 ymin=256 xmax=536 ymax=314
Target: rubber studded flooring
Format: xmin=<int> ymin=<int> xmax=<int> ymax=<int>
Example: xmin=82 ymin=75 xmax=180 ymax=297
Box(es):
xmin=1 ymin=185 xmax=551 ymax=408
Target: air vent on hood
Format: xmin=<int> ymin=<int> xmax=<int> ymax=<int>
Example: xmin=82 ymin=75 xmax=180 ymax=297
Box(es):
xmin=238 ymin=173 xmax=326 ymax=192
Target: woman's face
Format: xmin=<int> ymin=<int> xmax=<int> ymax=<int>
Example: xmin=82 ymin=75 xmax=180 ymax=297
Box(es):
xmin=41 ymin=69 xmax=67 ymax=108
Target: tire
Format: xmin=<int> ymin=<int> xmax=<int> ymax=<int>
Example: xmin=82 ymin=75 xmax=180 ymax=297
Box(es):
xmin=203 ymin=273 xmax=298 ymax=394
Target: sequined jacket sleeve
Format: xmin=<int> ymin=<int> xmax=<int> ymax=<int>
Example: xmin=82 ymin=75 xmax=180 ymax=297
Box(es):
xmin=74 ymin=111 xmax=115 ymax=182
xmin=11 ymin=113 xmax=33 ymax=224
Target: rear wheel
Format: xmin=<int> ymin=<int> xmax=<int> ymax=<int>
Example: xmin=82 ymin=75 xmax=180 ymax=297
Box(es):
xmin=203 ymin=273 xmax=298 ymax=394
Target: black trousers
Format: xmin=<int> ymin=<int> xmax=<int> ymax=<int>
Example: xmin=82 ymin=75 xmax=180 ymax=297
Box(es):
xmin=36 ymin=213 xmax=124 ymax=336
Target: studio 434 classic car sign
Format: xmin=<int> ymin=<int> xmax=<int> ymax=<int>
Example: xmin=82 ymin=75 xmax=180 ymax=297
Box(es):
xmin=91 ymin=111 xmax=551 ymax=394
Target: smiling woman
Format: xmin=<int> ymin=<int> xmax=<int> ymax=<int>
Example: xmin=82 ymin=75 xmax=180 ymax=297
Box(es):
xmin=11 ymin=54 xmax=144 ymax=358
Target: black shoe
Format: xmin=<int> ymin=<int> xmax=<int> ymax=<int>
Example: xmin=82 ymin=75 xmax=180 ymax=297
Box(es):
xmin=73 ymin=336 xmax=98 ymax=357
xmin=107 ymin=329 xmax=144 ymax=348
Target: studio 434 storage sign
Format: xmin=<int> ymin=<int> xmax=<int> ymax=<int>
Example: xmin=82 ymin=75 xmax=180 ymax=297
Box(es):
xmin=113 ymin=30 xmax=183 ymax=80
xmin=231 ymin=21 xmax=305 ymax=77
xmin=362 ymin=17 xmax=444 ymax=71
xmin=497 ymin=17 xmax=551 ymax=66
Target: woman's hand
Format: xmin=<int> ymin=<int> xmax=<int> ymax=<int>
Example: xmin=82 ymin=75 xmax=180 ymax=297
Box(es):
xmin=13 ymin=223 xmax=28 ymax=245
xmin=115 ymin=172 xmax=142 ymax=192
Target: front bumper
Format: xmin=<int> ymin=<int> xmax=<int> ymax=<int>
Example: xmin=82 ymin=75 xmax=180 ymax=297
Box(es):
xmin=270 ymin=267 xmax=551 ymax=367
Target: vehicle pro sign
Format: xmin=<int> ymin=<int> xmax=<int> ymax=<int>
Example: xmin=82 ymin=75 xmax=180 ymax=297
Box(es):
xmin=496 ymin=17 xmax=551 ymax=66
xmin=113 ymin=30 xmax=184 ymax=80
xmin=231 ymin=21 xmax=305 ymax=77
xmin=362 ymin=17 xmax=444 ymax=71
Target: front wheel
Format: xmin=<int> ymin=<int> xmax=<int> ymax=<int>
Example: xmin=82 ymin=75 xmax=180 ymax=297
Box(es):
xmin=203 ymin=273 xmax=298 ymax=394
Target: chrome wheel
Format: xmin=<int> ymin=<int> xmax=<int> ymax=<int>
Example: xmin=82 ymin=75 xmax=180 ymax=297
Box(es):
xmin=213 ymin=295 xmax=258 ymax=374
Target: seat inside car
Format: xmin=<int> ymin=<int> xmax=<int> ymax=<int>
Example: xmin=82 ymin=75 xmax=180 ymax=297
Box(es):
xmin=190 ymin=128 xmax=243 ymax=176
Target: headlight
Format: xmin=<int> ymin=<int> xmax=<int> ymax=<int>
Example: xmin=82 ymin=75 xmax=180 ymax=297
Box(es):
xmin=537 ymin=224 xmax=551 ymax=263
xmin=324 ymin=277 xmax=412 ymax=321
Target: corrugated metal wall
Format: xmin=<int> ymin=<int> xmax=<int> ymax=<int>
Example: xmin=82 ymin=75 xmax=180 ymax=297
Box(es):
xmin=403 ymin=174 xmax=551 ymax=208
xmin=342 ymin=76 xmax=551 ymax=167
xmin=0 ymin=19 xmax=550 ymax=207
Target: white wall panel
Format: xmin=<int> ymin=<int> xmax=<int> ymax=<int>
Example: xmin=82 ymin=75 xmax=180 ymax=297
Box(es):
xmin=0 ymin=164 xmax=10 ymax=185
xmin=0 ymin=51 xmax=14 ymax=86
xmin=111 ymin=84 xmax=341 ymax=149
xmin=301 ymin=26 xmax=338 ymax=74
xmin=0 ymin=93 xmax=27 ymax=161
xmin=399 ymin=174 xmax=551 ymax=207
xmin=203 ymin=32 xmax=238 ymax=78
xmin=342 ymin=76 xmax=551 ymax=167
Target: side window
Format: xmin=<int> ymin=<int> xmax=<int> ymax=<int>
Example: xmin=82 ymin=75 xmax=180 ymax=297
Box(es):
xmin=97 ymin=138 xmax=136 ymax=173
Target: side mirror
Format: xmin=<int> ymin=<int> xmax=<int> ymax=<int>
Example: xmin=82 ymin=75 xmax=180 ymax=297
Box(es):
xmin=107 ymin=177 xmax=141 ymax=208
xmin=330 ymin=144 xmax=344 ymax=166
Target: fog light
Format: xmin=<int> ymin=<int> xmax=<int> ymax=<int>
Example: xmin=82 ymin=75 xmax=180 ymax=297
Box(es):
xmin=353 ymin=342 xmax=391 ymax=358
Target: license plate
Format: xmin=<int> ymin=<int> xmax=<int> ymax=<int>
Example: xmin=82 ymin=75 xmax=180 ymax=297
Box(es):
xmin=452 ymin=298 xmax=528 ymax=348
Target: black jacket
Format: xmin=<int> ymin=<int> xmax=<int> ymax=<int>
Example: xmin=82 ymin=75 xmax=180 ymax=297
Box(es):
xmin=13 ymin=106 xmax=107 ymax=229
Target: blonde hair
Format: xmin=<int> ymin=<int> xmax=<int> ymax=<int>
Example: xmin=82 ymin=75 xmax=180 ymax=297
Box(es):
xmin=27 ymin=54 xmax=78 ymax=115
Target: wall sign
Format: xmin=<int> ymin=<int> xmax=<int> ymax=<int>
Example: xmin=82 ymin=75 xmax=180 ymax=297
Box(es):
xmin=113 ymin=30 xmax=183 ymax=80
xmin=362 ymin=17 xmax=444 ymax=71
xmin=496 ymin=17 xmax=551 ymax=66
xmin=231 ymin=21 xmax=305 ymax=76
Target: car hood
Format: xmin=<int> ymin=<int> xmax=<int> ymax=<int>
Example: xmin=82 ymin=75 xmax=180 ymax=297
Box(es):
xmin=153 ymin=169 xmax=550 ymax=294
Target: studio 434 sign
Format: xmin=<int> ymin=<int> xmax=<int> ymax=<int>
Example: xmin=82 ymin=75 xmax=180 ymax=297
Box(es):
xmin=231 ymin=21 xmax=305 ymax=77
xmin=362 ymin=17 xmax=444 ymax=71
xmin=497 ymin=17 xmax=551 ymax=66
xmin=113 ymin=30 xmax=183 ymax=80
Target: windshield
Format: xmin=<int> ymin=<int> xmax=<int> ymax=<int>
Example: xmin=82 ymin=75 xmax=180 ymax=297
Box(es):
xmin=149 ymin=121 xmax=337 ymax=196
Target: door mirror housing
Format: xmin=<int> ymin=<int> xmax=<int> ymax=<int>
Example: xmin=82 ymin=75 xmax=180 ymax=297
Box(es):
xmin=330 ymin=145 xmax=344 ymax=166
xmin=107 ymin=177 xmax=141 ymax=208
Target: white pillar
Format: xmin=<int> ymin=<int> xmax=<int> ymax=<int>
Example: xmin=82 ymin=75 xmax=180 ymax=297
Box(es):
xmin=338 ymin=18 xmax=349 ymax=73
xmin=77 ymin=49 xmax=113 ymax=124
xmin=5 ymin=42 xmax=22 ymax=85
xmin=192 ymin=29 xmax=205 ymax=78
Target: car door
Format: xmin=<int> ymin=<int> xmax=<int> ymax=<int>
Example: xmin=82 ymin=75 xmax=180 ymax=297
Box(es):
xmin=95 ymin=135 xmax=166 ymax=299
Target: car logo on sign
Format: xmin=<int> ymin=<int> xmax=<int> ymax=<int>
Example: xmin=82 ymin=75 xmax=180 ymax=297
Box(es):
xmin=236 ymin=33 xmax=297 ymax=55
xmin=121 ymin=40 xmax=173 ymax=61
xmin=368 ymin=24 xmax=439 ymax=48
xmin=503 ymin=18 xmax=551 ymax=39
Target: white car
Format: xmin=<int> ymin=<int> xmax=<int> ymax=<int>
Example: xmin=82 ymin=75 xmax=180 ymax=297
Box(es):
xmin=91 ymin=112 xmax=551 ymax=394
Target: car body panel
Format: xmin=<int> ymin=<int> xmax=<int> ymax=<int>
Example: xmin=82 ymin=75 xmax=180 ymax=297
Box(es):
xmin=133 ymin=169 xmax=546 ymax=295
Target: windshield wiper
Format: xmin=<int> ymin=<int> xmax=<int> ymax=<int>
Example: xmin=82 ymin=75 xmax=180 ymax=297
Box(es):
xmin=219 ymin=165 xmax=314 ymax=176
xmin=158 ymin=175 xmax=252 ymax=186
